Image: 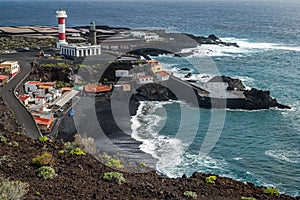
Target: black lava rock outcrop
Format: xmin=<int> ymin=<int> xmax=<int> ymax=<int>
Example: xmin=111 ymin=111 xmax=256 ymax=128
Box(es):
xmin=208 ymin=75 xmax=245 ymax=91
xmin=244 ymin=88 xmax=291 ymax=109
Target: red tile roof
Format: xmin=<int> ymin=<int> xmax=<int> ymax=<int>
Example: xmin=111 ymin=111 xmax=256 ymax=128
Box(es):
xmin=26 ymin=81 xmax=42 ymax=85
xmin=137 ymin=75 xmax=153 ymax=79
xmin=84 ymin=84 xmax=112 ymax=93
xmin=0 ymin=75 xmax=8 ymax=80
xmin=42 ymin=82 xmax=56 ymax=86
xmin=61 ymin=87 xmax=72 ymax=91
xmin=147 ymin=60 xmax=158 ymax=63
xmin=34 ymin=117 xmax=53 ymax=126
xmin=19 ymin=95 xmax=30 ymax=101
xmin=156 ymin=71 xmax=169 ymax=77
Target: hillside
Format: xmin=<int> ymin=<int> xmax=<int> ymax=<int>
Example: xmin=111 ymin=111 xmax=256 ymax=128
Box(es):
xmin=0 ymin=129 xmax=299 ymax=200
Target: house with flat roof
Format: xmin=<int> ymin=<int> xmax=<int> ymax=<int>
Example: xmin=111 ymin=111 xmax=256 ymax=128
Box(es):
xmin=0 ymin=75 xmax=9 ymax=86
xmin=122 ymin=84 xmax=131 ymax=91
xmin=115 ymin=70 xmax=130 ymax=78
xmin=147 ymin=60 xmax=163 ymax=73
xmin=136 ymin=75 xmax=153 ymax=84
xmin=34 ymin=116 xmax=54 ymax=132
xmin=60 ymin=43 xmax=102 ymax=57
xmin=18 ymin=94 xmax=31 ymax=106
xmin=0 ymin=61 xmax=20 ymax=77
xmin=155 ymin=71 xmax=169 ymax=82
xmin=25 ymin=81 xmax=42 ymax=93
xmin=84 ymin=84 xmax=112 ymax=94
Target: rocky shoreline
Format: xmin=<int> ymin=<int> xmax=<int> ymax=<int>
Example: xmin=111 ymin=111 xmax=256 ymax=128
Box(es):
xmin=133 ymin=75 xmax=290 ymax=110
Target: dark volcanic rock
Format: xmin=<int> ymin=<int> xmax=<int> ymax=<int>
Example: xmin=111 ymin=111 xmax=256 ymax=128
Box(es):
xmin=243 ymin=88 xmax=291 ymax=109
xmin=208 ymin=75 xmax=290 ymax=109
xmin=209 ymin=75 xmax=246 ymax=91
xmin=185 ymin=34 xmax=239 ymax=47
xmin=135 ymin=83 xmax=176 ymax=101
xmin=179 ymin=68 xmax=190 ymax=71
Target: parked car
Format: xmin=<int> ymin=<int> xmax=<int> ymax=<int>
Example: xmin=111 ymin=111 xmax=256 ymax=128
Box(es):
xmin=69 ymin=109 xmax=75 ymax=116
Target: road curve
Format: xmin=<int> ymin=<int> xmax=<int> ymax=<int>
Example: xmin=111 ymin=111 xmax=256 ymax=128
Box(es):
xmin=0 ymin=52 xmax=41 ymax=139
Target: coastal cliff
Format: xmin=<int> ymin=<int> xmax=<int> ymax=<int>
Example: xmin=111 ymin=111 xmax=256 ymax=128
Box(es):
xmin=133 ymin=75 xmax=290 ymax=110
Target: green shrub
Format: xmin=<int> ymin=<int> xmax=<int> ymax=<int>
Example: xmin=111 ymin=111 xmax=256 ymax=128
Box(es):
xmin=58 ymin=150 xmax=65 ymax=154
xmin=35 ymin=191 xmax=41 ymax=196
xmin=14 ymin=132 xmax=21 ymax=135
xmin=0 ymin=179 xmax=29 ymax=200
xmin=0 ymin=135 xmax=7 ymax=143
xmin=32 ymin=152 xmax=54 ymax=167
xmin=264 ymin=187 xmax=279 ymax=196
xmin=241 ymin=197 xmax=256 ymax=200
xmin=106 ymin=158 xmax=124 ymax=169
xmin=183 ymin=191 xmax=197 ymax=199
xmin=0 ymin=155 xmax=8 ymax=161
xmin=103 ymin=172 xmax=126 ymax=184
xmin=138 ymin=161 xmax=147 ymax=167
xmin=63 ymin=142 xmax=75 ymax=152
xmin=70 ymin=147 xmax=86 ymax=156
xmin=205 ymin=175 xmax=217 ymax=184
xmin=8 ymin=141 xmax=18 ymax=147
xmin=39 ymin=136 xmax=48 ymax=142
xmin=102 ymin=153 xmax=111 ymax=160
xmin=36 ymin=166 xmax=56 ymax=180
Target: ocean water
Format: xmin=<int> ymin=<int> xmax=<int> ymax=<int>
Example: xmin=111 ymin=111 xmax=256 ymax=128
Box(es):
xmin=1 ymin=0 xmax=300 ymax=196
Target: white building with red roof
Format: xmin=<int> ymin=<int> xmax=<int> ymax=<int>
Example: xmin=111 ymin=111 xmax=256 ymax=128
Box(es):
xmin=0 ymin=61 xmax=20 ymax=77
xmin=18 ymin=94 xmax=31 ymax=106
xmin=24 ymin=81 xmax=42 ymax=93
xmin=136 ymin=75 xmax=153 ymax=84
xmin=155 ymin=71 xmax=169 ymax=82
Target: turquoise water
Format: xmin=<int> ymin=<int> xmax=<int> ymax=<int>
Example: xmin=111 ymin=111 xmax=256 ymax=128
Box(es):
xmin=1 ymin=0 xmax=300 ymax=196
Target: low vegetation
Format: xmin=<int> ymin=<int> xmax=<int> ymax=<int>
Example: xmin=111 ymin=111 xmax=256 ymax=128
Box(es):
xmin=0 ymin=179 xmax=29 ymax=200
xmin=36 ymin=166 xmax=56 ymax=180
xmin=0 ymin=135 xmax=7 ymax=143
xmin=69 ymin=147 xmax=86 ymax=156
xmin=106 ymin=158 xmax=124 ymax=169
xmin=138 ymin=161 xmax=147 ymax=167
xmin=102 ymin=172 xmax=126 ymax=184
xmin=264 ymin=187 xmax=279 ymax=196
xmin=32 ymin=152 xmax=54 ymax=167
xmin=241 ymin=197 xmax=256 ymax=200
xmin=183 ymin=191 xmax=197 ymax=199
xmin=39 ymin=136 xmax=51 ymax=143
xmin=58 ymin=150 xmax=65 ymax=154
xmin=206 ymin=175 xmax=217 ymax=184
xmin=8 ymin=141 xmax=18 ymax=147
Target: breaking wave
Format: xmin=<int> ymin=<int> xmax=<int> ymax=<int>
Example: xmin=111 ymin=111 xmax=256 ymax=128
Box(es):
xmin=265 ymin=149 xmax=300 ymax=164
xmin=179 ymin=37 xmax=300 ymax=57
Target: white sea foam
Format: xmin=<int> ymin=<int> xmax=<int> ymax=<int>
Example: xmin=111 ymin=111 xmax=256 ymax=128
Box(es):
xmin=180 ymin=44 xmax=247 ymax=57
xmin=222 ymin=37 xmax=300 ymax=52
xmin=159 ymin=152 xmax=230 ymax=178
xmin=131 ymin=101 xmax=186 ymax=176
xmin=233 ymin=157 xmax=243 ymax=161
xmin=180 ymin=37 xmax=300 ymax=58
xmin=265 ymin=149 xmax=300 ymax=164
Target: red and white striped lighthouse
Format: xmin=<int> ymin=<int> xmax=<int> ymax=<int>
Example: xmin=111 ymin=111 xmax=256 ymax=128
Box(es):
xmin=56 ymin=9 xmax=68 ymax=48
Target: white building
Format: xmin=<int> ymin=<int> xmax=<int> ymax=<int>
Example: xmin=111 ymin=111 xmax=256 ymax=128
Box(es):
xmin=130 ymin=31 xmax=162 ymax=42
xmin=0 ymin=61 xmax=20 ymax=77
xmin=60 ymin=43 xmax=101 ymax=57
xmin=24 ymin=81 xmax=41 ymax=93
xmin=143 ymin=33 xmax=161 ymax=42
xmin=115 ymin=70 xmax=130 ymax=77
xmin=34 ymin=96 xmax=46 ymax=105
xmin=136 ymin=75 xmax=153 ymax=84
xmin=155 ymin=71 xmax=169 ymax=82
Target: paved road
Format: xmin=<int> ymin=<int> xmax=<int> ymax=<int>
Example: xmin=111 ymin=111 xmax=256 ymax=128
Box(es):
xmin=0 ymin=52 xmax=42 ymax=139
